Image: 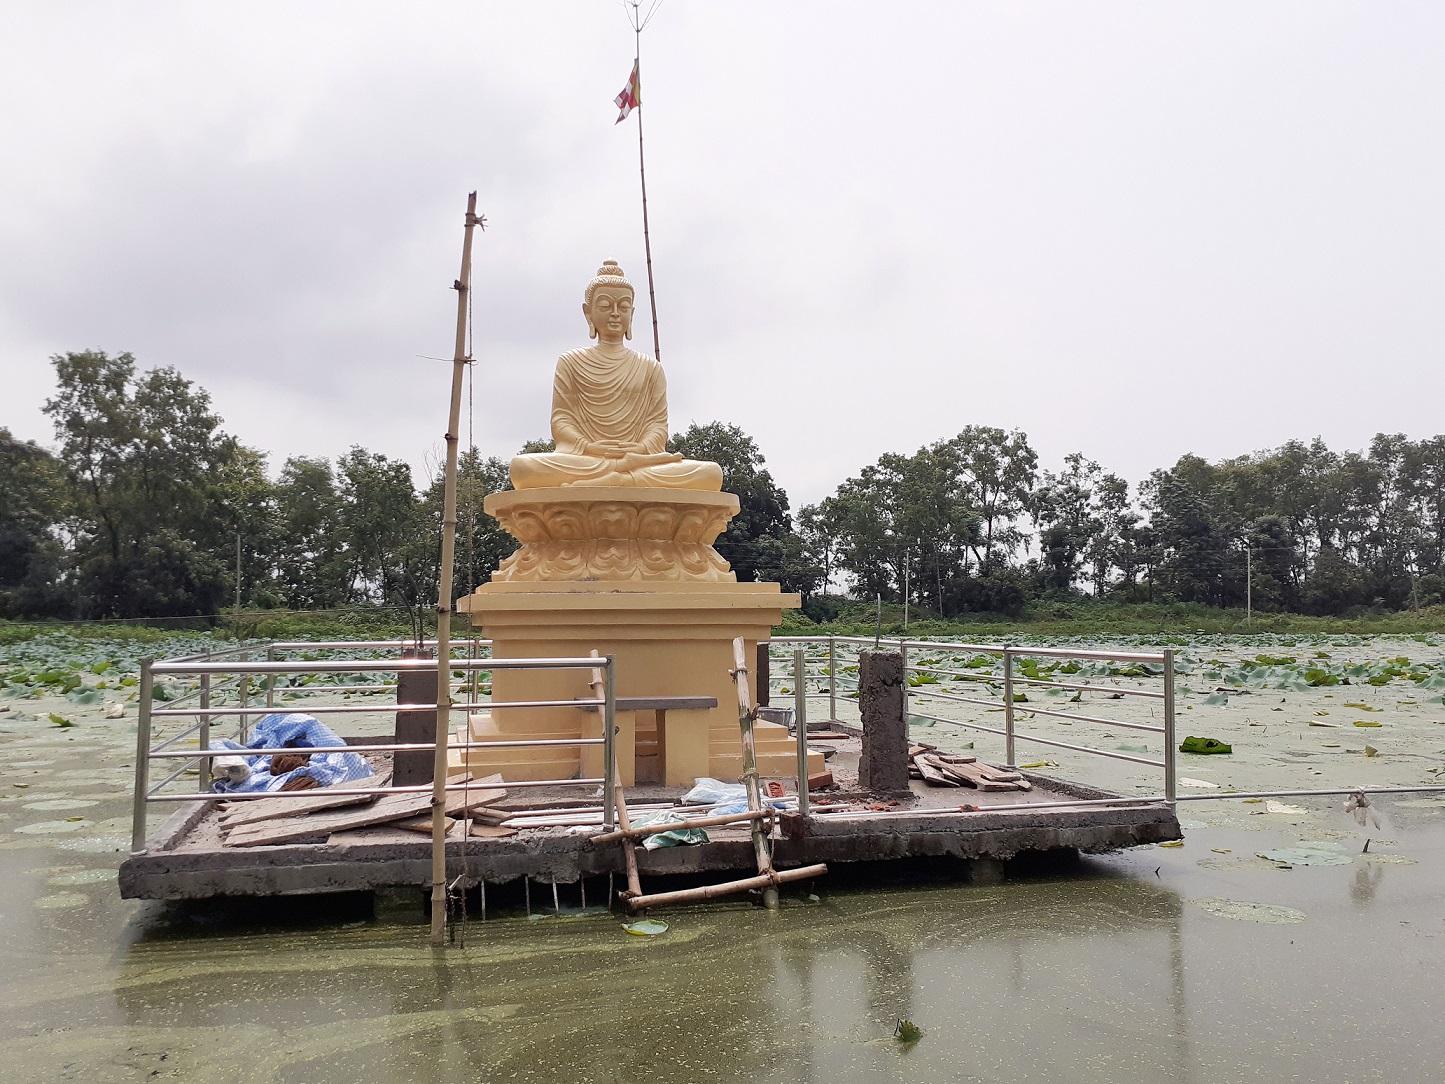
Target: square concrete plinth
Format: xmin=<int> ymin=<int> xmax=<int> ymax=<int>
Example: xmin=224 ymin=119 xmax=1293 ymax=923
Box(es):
xmin=457 ymin=581 xmax=823 ymax=785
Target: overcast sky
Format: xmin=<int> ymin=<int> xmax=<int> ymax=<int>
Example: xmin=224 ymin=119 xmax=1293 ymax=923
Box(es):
xmin=3 ymin=2 xmax=1442 ymax=508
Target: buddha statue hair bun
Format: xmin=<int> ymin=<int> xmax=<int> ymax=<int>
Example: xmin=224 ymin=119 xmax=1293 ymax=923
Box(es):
xmin=585 ymin=260 xmax=634 ymax=305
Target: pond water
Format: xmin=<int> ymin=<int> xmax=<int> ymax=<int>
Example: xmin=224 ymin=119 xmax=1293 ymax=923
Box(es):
xmin=4 ymin=639 xmax=1445 ymax=1083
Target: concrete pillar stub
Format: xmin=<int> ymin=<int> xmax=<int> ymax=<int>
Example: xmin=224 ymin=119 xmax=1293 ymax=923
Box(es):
xmin=858 ymin=650 xmax=911 ymax=796
xmin=394 ymin=647 xmax=438 ymax=786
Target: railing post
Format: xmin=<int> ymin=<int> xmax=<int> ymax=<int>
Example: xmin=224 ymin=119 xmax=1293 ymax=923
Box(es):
xmin=265 ymin=645 xmax=276 ymax=710
xmin=827 ymin=637 xmax=837 ymax=722
xmin=130 ymin=659 xmax=154 ymax=853
xmin=197 ymin=670 xmax=211 ymax=792
xmin=238 ymin=673 xmax=251 ymax=742
xmin=1003 ymin=647 xmax=1016 ymax=767
xmin=794 ymin=646 xmax=809 ymax=816
xmin=603 ymin=655 xmax=617 ymax=831
xmin=1163 ymin=648 xmax=1177 ymax=801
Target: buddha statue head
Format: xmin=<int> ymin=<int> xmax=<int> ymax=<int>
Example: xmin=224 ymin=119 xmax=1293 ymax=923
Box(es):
xmin=583 ymin=260 xmax=635 ymax=344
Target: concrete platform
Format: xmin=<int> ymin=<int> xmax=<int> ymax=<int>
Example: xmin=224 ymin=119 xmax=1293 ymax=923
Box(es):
xmin=119 ymin=738 xmax=1181 ymax=900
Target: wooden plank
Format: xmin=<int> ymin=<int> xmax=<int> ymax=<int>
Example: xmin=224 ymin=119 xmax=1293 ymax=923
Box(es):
xmin=935 ymin=760 xmax=1025 ymax=791
xmin=391 ymin=815 xmax=470 ymax=838
xmin=931 ymin=753 xmax=978 ymax=765
xmin=218 ymin=773 xmax=389 ymax=828
xmin=223 ymin=776 xmax=506 ymax=848
xmin=913 ymin=755 xmax=961 ymax=787
xmin=576 ymin=695 xmax=719 ymax=713
xmin=470 ymin=823 xmax=518 ymax=839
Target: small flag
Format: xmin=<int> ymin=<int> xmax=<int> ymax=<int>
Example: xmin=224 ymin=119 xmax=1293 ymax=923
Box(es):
xmin=614 ymin=60 xmax=640 ymax=124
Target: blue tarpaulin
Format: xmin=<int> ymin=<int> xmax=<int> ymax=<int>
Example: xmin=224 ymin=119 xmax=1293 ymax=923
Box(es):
xmin=209 ymin=712 xmax=372 ymax=794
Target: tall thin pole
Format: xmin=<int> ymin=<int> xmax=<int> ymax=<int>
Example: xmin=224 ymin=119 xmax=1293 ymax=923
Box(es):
xmin=430 ymin=191 xmax=484 ymax=947
xmin=1245 ymin=545 xmax=1252 ymax=627
xmin=632 ymin=12 xmax=661 ymax=360
xmin=234 ymin=532 xmax=242 ymax=609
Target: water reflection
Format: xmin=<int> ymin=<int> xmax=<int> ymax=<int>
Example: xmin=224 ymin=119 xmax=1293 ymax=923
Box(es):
xmin=4 ymin=833 xmax=1445 ymax=1083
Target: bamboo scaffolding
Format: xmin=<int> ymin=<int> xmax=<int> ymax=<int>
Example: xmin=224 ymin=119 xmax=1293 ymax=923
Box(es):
xmin=613 ymin=783 xmax=643 ymax=901
xmin=591 ymin=808 xmax=769 ymax=844
xmin=623 ymin=639 xmax=831 ymax=913
xmin=733 ymin=637 xmax=779 ymax=910
xmin=626 ymin=864 xmax=829 ymax=911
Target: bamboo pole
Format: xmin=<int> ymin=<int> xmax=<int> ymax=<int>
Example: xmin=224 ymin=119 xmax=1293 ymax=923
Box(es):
xmin=430 ymin=191 xmax=484 ymax=947
xmin=731 ymin=637 xmax=779 ymax=910
xmin=592 ymin=808 xmax=768 ymax=845
xmin=626 ymin=864 xmax=829 ymax=911
xmin=613 ymin=782 xmax=642 ymax=900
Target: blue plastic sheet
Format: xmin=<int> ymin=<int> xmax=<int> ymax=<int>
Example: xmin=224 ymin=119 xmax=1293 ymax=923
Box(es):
xmin=209 ymin=712 xmax=372 ymax=794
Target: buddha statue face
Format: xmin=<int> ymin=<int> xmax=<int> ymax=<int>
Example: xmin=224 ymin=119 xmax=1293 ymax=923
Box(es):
xmin=584 ymin=284 xmax=634 ymax=344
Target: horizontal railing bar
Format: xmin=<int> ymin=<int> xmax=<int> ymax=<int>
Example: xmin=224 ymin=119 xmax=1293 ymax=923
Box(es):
xmin=149 ymin=737 xmax=604 ymax=759
xmin=163 ymin=644 xmax=265 ymax=664
xmin=772 ymin=634 xmax=1169 ymax=666
xmin=901 ymin=638 xmax=1167 ymax=663
xmin=152 ymin=697 xmax=601 ymax=717
xmin=150 ymin=657 xmax=596 ymax=676
xmin=814 ymin=796 xmax=1175 ymax=819
xmin=271 ymin=682 xmax=492 ymax=694
xmin=907 ymin=709 xmax=1009 ymax=739
xmin=1010 ymin=676 xmax=1165 ymax=699
xmin=265 ymin=640 xmax=494 ymax=651
xmin=152 ymin=677 xmax=242 ymax=709
xmin=1009 ymin=731 xmax=1166 ymax=767
xmin=147 ymin=759 xmax=197 ymax=794
xmin=151 ymin=716 xmax=216 ymax=753
xmin=1016 ymin=706 xmax=1165 ymax=734
xmin=1177 ymin=785 xmax=1445 ymax=801
xmin=145 ymin=777 xmax=605 ymax=802
xmin=905 ymin=665 xmax=998 ymax=683
xmin=906 ymin=689 xmax=1003 ymax=711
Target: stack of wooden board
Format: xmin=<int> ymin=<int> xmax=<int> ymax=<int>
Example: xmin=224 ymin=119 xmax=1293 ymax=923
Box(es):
xmin=907 ymin=744 xmax=1032 ymax=792
xmin=217 ymin=773 xmax=509 ymax=847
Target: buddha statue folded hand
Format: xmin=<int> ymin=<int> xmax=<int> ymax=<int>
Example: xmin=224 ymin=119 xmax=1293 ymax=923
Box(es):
xmin=509 ymin=261 xmax=723 ymax=492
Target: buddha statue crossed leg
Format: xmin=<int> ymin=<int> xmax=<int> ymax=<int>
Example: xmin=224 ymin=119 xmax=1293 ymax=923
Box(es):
xmin=509 ymin=261 xmax=724 ymax=492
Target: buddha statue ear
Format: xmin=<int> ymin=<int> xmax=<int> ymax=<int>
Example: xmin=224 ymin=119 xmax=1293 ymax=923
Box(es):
xmin=583 ymin=302 xmax=598 ymax=340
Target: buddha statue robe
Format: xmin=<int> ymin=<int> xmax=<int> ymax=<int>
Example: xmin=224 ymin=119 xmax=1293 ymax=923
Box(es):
xmin=510 ymin=347 xmax=723 ymax=490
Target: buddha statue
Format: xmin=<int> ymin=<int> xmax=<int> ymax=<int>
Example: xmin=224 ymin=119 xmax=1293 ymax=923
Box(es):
xmin=509 ymin=261 xmax=724 ymax=491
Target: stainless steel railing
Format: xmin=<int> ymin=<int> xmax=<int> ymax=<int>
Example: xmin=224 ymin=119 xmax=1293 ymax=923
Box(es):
xmin=770 ymin=634 xmax=1178 ymax=804
xmin=130 ymin=639 xmax=618 ymax=851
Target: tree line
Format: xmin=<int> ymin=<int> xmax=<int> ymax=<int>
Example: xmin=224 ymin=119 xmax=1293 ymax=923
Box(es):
xmin=3 ymin=350 xmax=1442 ymax=625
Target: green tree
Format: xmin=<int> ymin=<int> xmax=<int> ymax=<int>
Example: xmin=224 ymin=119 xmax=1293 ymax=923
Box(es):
xmin=272 ymin=456 xmax=351 ymax=609
xmin=42 ymin=350 xmax=244 ymax=617
xmin=337 ymin=447 xmax=430 ymax=627
xmin=0 ymin=428 xmax=67 ymax=617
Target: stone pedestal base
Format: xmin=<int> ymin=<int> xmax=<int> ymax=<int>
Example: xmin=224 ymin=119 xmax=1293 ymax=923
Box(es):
xmin=457 ymin=581 xmax=824 ymax=786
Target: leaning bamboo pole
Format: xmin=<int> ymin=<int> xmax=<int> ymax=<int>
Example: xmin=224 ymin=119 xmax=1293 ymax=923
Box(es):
xmin=613 ymin=782 xmax=643 ymax=900
xmin=592 ymin=808 xmax=769 ymax=845
xmin=429 ymin=192 xmax=483 ymax=946
xmin=626 ymin=864 xmax=828 ymax=911
xmin=732 ymin=636 xmax=779 ymax=910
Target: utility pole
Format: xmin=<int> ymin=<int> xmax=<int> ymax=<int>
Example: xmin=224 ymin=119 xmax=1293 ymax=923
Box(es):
xmin=1245 ymin=544 xmax=1252 ymax=627
xmin=902 ymin=556 xmax=910 ymax=632
xmin=235 ymin=532 xmax=242 ymax=610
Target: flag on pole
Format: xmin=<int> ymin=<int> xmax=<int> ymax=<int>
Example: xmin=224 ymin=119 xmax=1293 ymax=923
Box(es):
xmin=614 ymin=60 xmax=640 ymax=124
